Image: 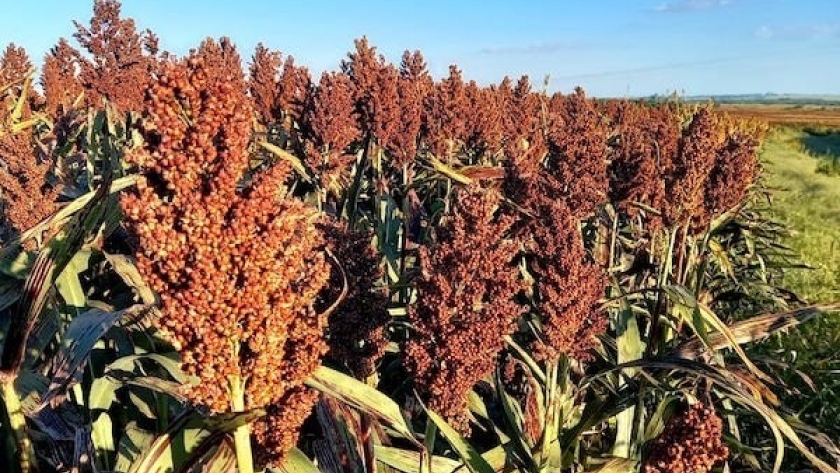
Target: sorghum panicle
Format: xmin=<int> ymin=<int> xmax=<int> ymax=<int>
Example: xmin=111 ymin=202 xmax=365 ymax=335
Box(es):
xmin=501 ymin=76 xmax=548 ymax=161
xmin=606 ymin=101 xmax=671 ymax=230
xmin=73 ymin=0 xmax=159 ymax=111
xmin=342 ymin=37 xmax=401 ymax=150
xmin=41 ymin=39 xmax=84 ymax=118
xmin=319 ymin=219 xmax=389 ymax=378
xmin=0 ymin=129 xmax=61 ymax=240
xmin=525 ymin=198 xmax=607 ymax=361
xmin=423 ymin=65 xmax=471 ymax=159
xmin=248 ymin=43 xmax=283 ymax=126
xmin=121 ymin=39 xmax=330 ymax=464
xmin=405 ymin=185 xmax=523 ymax=434
xmin=546 ymin=88 xmax=609 ymax=219
xmin=277 ymin=56 xmax=311 ymax=126
xmin=387 ymin=51 xmax=431 ymax=168
xmin=704 ymin=127 xmax=762 ymax=217
xmin=302 ymin=71 xmax=361 ymax=191
xmin=0 ymin=60 xmax=61 ymax=240
xmin=1 ymin=43 xmax=35 ymax=106
xmin=643 ymin=402 xmax=729 ymax=473
xmin=465 ymin=81 xmax=505 ymax=157
xmin=665 ymin=108 xmax=723 ymax=228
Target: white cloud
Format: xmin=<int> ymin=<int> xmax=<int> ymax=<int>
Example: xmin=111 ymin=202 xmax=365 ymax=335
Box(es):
xmin=755 ymin=23 xmax=840 ymax=40
xmin=653 ymin=0 xmax=732 ymax=13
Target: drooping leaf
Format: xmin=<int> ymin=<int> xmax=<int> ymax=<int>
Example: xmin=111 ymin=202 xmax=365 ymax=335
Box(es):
xmin=425 ymin=409 xmax=495 ymax=473
xmin=104 ymin=252 xmax=158 ymax=305
xmin=41 ymin=305 xmax=153 ymax=407
xmin=665 ymin=284 xmax=771 ymax=383
xmin=374 ymin=445 xmax=461 ymax=473
xmin=272 ymin=447 xmax=322 ymax=473
xmin=126 ymin=409 xmax=264 ymax=473
xmin=306 ymin=366 xmax=416 ymax=443
xmin=672 ymin=303 xmax=840 ymax=359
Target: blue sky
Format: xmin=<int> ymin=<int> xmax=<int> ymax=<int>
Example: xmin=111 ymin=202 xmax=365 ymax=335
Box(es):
xmin=1 ymin=0 xmax=838 ymax=97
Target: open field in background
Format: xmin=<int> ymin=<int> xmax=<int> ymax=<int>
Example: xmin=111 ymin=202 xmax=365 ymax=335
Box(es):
xmin=719 ymin=103 xmax=840 ymax=128
xmin=760 ymin=127 xmax=840 ymax=303
xmin=756 ymin=125 xmax=840 ymax=443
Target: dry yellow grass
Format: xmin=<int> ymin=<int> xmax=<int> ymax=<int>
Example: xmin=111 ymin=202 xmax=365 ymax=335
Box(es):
xmin=718 ymin=103 xmax=840 ymax=128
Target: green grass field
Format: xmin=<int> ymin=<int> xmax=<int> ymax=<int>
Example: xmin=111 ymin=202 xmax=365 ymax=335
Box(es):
xmin=760 ymin=128 xmax=840 ymax=303
xmin=758 ymin=128 xmax=840 ymax=444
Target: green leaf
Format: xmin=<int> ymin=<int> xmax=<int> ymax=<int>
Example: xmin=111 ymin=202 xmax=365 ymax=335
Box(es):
xmin=184 ymin=443 xmax=236 ymax=473
xmin=312 ymin=397 xmax=364 ymax=473
xmin=89 ymin=376 xmax=121 ymax=412
xmin=92 ymin=412 xmax=116 ymax=466
xmin=41 ymin=306 xmax=152 ymax=407
xmin=126 ymin=409 xmax=264 ymax=473
xmin=114 ymin=422 xmax=153 ymax=472
xmin=480 ymin=445 xmax=510 ymax=473
xmin=643 ymin=396 xmax=680 ymax=442
xmin=467 ymin=389 xmax=489 ymax=421
xmin=374 ymin=445 xmax=461 ymax=473
xmin=612 ymin=287 xmax=644 ymax=459
xmin=425 ymin=409 xmax=495 ymax=473
xmin=55 ymin=250 xmax=91 ymax=308
xmin=585 ymin=457 xmax=639 ymax=473
xmin=129 ymin=390 xmax=157 ymax=419
xmin=104 ymin=252 xmax=158 ymax=305
xmin=306 ymin=366 xmax=416 ymax=442
xmin=272 ymin=448 xmax=322 ymax=473
xmin=257 ymin=141 xmax=312 ymax=182
xmin=124 ymin=377 xmax=186 ymax=402
xmin=0 ymin=248 xmax=34 ymax=280
xmin=106 ymin=352 xmax=190 ymax=385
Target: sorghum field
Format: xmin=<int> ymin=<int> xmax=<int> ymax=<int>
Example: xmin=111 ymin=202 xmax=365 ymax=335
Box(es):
xmin=1 ymin=2 xmax=839 ymax=473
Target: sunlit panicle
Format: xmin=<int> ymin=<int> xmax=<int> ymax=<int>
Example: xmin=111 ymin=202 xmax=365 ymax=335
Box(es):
xmin=73 ymin=0 xmax=159 ymax=111
xmin=302 ymin=70 xmax=361 ymax=191
xmin=665 ymin=107 xmax=724 ymax=228
xmin=120 ymin=38 xmax=330 ymax=465
xmin=546 ymin=88 xmax=610 ymax=218
xmin=41 ymin=38 xmax=84 ymax=118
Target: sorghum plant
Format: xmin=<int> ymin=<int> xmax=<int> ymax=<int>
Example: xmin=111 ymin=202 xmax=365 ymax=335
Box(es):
xmin=405 ymin=184 xmax=522 ymax=434
xmin=120 ymin=39 xmax=330 ymax=469
xmin=72 ymin=0 xmax=160 ymax=112
xmin=319 ymin=218 xmax=389 ymax=379
xmin=41 ymin=38 xmax=84 ymax=119
xmin=642 ymin=402 xmax=729 ymax=473
xmin=0 ymin=74 xmax=62 ymax=242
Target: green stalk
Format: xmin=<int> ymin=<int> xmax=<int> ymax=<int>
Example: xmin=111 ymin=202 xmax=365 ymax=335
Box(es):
xmin=540 ymin=360 xmax=562 ymax=471
xmin=1 ymin=377 xmax=34 ymax=473
xmin=398 ymin=163 xmax=413 ymax=306
xmin=229 ymin=375 xmax=254 ymax=473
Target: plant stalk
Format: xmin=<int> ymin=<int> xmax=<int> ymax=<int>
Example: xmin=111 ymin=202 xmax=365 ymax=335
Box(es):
xmin=1 ymin=376 xmax=35 ymax=473
xmin=229 ymin=375 xmax=254 ymax=473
